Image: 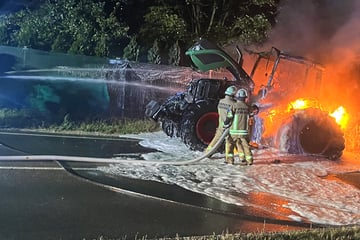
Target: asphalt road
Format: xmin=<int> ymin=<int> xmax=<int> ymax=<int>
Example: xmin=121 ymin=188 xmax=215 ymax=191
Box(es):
xmin=0 ymin=130 xmax=315 ymax=239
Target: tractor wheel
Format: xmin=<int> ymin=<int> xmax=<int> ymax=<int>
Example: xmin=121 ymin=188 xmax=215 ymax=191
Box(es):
xmin=275 ymin=108 xmax=345 ymax=160
xmin=180 ymin=103 xmax=218 ymax=151
xmin=161 ymin=119 xmax=177 ymax=138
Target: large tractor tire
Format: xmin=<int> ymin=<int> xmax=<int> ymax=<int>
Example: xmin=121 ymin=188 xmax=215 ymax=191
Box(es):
xmin=180 ymin=102 xmax=218 ymax=151
xmin=161 ymin=119 xmax=178 ymax=138
xmin=275 ymin=108 xmax=345 ymax=160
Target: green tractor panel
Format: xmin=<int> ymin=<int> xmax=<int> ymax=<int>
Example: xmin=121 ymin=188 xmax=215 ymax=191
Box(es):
xmin=145 ymin=38 xmax=345 ymax=160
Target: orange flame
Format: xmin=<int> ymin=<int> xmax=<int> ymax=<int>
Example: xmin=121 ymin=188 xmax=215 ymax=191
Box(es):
xmin=330 ymin=106 xmax=349 ymax=129
xmin=288 ymin=99 xmax=310 ymax=111
xmin=287 ymin=99 xmax=349 ymax=129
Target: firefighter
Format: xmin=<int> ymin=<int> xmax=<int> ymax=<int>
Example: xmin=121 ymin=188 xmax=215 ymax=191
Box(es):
xmin=224 ymin=88 xmax=253 ymax=165
xmin=204 ymin=85 xmax=237 ymax=154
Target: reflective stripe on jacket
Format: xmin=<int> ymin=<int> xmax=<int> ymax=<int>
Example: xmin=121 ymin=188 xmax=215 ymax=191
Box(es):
xmin=228 ymin=101 xmax=250 ymax=136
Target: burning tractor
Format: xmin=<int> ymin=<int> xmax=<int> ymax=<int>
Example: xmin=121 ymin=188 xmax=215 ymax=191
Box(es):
xmin=145 ymin=38 xmax=345 ymax=160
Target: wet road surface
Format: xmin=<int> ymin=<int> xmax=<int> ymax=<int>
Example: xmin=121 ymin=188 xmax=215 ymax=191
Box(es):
xmin=0 ymin=130 xmax=323 ymax=239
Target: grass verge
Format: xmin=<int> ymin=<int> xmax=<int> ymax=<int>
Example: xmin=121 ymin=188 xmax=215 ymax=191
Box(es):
xmin=0 ymin=108 xmax=160 ymax=135
xmin=93 ymin=226 xmax=360 ymax=240
xmin=47 ymin=116 xmax=160 ymax=135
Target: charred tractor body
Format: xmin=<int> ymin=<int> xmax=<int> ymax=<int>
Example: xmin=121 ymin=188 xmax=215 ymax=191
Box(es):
xmin=145 ymin=39 xmax=345 ymax=159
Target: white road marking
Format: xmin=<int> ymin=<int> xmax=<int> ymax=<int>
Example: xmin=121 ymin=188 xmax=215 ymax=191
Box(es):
xmin=0 ymin=166 xmax=97 ymax=171
xmin=0 ymin=131 xmax=125 ymax=141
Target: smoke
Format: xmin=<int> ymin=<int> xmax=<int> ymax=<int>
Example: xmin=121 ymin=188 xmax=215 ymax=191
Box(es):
xmin=268 ymin=0 xmax=359 ymax=60
xmin=257 ymin=0 xmax=360 ymax=152
xmin=267 ymin=0 xmax=360 ymax=114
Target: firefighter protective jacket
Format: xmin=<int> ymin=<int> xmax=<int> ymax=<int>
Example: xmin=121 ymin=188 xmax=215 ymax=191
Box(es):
xmin=217 ymin=95 xmax=236 ymax=127
xmin=226 ymin=100 xmax=250 ymax=136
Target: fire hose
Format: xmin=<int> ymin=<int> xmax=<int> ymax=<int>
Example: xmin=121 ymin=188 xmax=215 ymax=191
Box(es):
xmin=0 ymin=128 xmax=230 ymax=165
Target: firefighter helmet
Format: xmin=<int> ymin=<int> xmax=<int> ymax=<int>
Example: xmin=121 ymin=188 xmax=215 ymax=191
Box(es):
xmin=236 ymin=88 xmax=248 ymax=99
xmin=224 ymin=86 xmax=236 ymax=96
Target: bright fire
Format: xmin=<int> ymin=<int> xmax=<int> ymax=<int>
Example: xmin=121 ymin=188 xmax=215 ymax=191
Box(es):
xmin=288 ymin=99 xmax=310 ymax=111
xmin=330 ymin=106 xmax=349 ymax=129
xmin=287 ymin=99 xmax=348 ymax=129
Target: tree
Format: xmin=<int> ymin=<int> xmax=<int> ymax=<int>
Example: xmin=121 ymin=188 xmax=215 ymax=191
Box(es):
xmin=181 ymin=0 xmax=278 ymax=44
xmin=139 ymin=5 xmax=188 ymax=49
xmin=0 ymin=14 xmax=21 ymax=46
xmin=147 ymin=39 xmax=161 ymax=64
xmin=138 ymin=0 xmax=278 ymax=57
xmin=232 ymin=13 xmax=272 ymax=45
xmin=123 ymin=36 xmax=140 ymax=61
xmin=0 ymin=0 xmax=129 ymax=57
xmin=0 ymin=0 xmax=281 ymax=58
xmin=168 ymin=40 xmax=181 ymax=66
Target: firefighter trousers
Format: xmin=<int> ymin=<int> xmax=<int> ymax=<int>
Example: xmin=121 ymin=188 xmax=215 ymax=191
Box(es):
xmin=225 ymin=135 xmax=253 ymax=165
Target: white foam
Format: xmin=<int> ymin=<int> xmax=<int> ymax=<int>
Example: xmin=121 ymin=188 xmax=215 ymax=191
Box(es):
xmin=99 ymin=131 xmax=360 ymax=226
